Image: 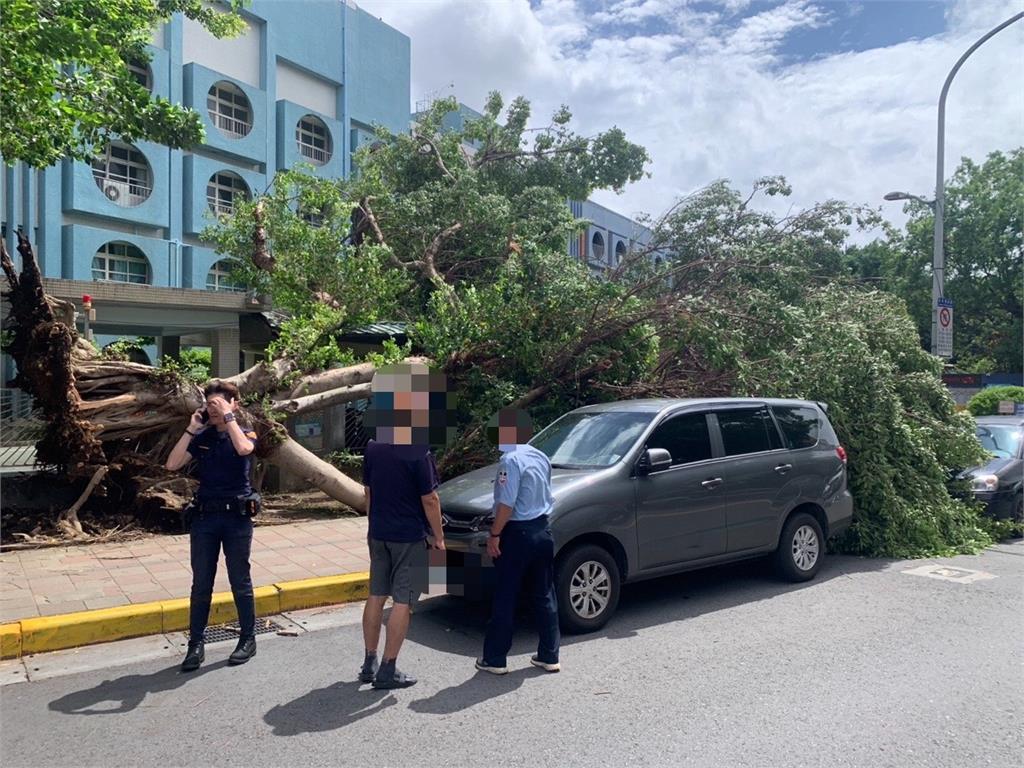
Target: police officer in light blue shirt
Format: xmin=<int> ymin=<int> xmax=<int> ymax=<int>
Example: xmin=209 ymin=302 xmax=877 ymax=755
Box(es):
xmin=475 ymin=408 xmax=561 ymax=675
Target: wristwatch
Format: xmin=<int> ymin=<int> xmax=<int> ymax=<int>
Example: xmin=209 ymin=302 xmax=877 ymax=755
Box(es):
xmin=223 ymin=412 xmax=236 ymax=423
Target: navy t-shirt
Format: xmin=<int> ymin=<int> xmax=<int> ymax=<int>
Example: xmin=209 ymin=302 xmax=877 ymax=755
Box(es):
xmin=188 ymin=426 xmax=256 ymax=501
xmin=364 ymin=440 xmax=439 ymax=543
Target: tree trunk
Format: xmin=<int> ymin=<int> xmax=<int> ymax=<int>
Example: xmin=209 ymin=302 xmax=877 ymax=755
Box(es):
xmin=269 ymin=437 xmax=367 ymax=512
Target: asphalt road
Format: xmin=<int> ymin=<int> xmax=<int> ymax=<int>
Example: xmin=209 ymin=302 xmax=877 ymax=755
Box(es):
xmin=2 ymin=543 xmax=1021 ymax=768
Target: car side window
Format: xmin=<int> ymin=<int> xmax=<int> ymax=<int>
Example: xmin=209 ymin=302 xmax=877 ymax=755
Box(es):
xmin=647 ymin=413 xmax=712 ymax=466
xmin=771 ymin=405 xmax=820 ymax=449
xmin=717 ymin=407 xmax=783 ymax=456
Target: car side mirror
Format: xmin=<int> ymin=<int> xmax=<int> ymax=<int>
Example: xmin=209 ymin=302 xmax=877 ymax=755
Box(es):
xmin=638 ymin=448 xmax=672 ymax=475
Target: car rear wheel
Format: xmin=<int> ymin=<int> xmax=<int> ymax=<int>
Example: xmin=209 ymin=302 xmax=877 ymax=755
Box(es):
xmin=775 ymin=512 xmax=824 ymax=582
xmin=556 ymin=544 xmax=621 ymax=634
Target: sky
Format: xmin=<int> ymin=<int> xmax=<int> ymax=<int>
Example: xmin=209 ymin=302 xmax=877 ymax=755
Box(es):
xmin=356 ymin=0 xmax=1023 ymax=241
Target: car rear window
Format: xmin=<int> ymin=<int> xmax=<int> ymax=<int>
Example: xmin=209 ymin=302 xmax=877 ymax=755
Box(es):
xmin=771 ymin=405 xmax=821 ymax=449
xmin=646 ymin=412 xmax=712 ymax=465
xmin=717 ymin=407 xmax=783 ymax=456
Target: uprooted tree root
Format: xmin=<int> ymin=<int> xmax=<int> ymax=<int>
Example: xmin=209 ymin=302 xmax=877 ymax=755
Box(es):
xmin=1 ymin=232 xmax=390 ymax=546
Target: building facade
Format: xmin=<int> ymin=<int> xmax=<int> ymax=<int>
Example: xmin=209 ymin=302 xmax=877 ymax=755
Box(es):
xmin=1 ymin=0 xmax=410 ymax=378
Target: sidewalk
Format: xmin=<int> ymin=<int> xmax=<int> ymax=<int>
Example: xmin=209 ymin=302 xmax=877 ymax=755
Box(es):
xmin=0 ymin=517 xmax=370 ymax=623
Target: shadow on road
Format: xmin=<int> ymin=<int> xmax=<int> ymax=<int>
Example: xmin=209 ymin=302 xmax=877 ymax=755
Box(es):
xmin=412 ymin=553 xmax=893 ymax=654
xmin=47 ymin=660 xmax=230 ymax=715
xmin=264 ymin=680 xmax=397 ymax=735
xmin=408 ymin=667 xmax=545 ymax=715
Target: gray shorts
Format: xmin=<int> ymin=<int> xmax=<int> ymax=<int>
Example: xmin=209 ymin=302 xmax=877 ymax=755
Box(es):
xmin=368 ymin=538 xmax=428 ymax=604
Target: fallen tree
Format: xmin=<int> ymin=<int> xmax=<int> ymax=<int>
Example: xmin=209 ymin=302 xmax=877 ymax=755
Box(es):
xmin=1 ymin=94 xmax=998 ymax=557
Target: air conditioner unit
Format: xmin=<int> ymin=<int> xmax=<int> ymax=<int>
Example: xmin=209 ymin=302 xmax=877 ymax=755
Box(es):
xmin=103 ymin=184 xmax=121 ymax=202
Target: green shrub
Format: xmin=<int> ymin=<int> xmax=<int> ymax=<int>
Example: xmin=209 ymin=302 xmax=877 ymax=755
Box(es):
xmin=967 ymin=386 xmax=1024 ymax=416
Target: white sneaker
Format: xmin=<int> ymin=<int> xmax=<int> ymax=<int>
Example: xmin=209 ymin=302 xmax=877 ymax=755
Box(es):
xmin=530 ymin=656 xmax=561 ymax=673
xmin=475 ymin=658 xmax=508 ymax=675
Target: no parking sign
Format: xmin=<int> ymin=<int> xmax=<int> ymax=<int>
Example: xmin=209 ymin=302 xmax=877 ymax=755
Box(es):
xmin=936 ymin=297 xmax=953 ymax=358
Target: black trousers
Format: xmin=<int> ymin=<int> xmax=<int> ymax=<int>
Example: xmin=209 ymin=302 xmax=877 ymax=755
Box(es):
xmin=482 ymin=516 xmax=560 ymax=666
xmin=189 ymin=509 xmax=255 ymax=641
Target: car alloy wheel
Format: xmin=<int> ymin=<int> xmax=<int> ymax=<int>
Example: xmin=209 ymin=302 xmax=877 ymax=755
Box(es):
xmin=569 ymin=560 xmax=611 ymax=619
xmin=791 ymin=524 xmax=820 ymax=571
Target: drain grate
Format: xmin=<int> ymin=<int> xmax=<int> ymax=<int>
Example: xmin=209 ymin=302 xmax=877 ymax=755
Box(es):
xmin=188 ymin=617 xmax=284 ymax=643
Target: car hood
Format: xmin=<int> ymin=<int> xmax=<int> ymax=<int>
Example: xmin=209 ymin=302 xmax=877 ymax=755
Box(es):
xmin=961 ymin=456 xmax=1017 ymax=479
xmin=437 ymin=462 xmax=605 ymax=518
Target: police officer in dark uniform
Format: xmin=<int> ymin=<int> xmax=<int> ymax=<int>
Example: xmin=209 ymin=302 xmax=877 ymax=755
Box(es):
xmin=475 ymin=408 xmax=561 ymax=675
xmin=166 ymin=380 xmax=258 ymax=672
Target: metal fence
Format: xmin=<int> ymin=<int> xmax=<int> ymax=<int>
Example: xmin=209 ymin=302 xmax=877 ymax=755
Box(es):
xmin=0 ymin=389 xmax=42 ymax=446
xmin=0 ymin=389 xmax=42 ymax=472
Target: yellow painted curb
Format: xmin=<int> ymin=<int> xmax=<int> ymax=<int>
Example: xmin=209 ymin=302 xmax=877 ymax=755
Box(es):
xmin=276 ymin=572 xmax=370 ymax=612
xmin=20 ymin=602 xmax=163 ymax=655
xmin=3 ymin=573 xmax=370 ymax=658
xmin=1 ymin=623 xmax=22 ymax=659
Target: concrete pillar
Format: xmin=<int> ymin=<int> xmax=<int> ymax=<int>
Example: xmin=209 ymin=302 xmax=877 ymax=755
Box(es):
xmin=210 ymin=325 xmax=241 ymax=377
xmin=158 ymin=335 xmax=181 ymax=361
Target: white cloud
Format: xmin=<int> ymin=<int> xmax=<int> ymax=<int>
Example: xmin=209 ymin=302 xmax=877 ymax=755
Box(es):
xmin=356 ymin=0 xmax=1024 ymax=241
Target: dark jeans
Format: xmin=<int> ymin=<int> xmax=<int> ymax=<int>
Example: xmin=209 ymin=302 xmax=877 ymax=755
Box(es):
xmin=482 ymin=516 xmax=560 ymax=666
xmin=189 ymin=509 xmax=255 ymax=642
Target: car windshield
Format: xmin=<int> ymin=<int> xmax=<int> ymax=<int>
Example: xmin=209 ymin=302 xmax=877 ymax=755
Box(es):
xmin=976 ymin=425 xmax=1022 ymax=459
xmin=530 ymin=411 xmax=654 ymax=468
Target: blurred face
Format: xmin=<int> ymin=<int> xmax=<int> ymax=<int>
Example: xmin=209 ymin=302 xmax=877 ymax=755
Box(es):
xmin=368 ymin=363 xmax=455 ymax=446
xmin=205 ymin=394 xmax=238 ymax=426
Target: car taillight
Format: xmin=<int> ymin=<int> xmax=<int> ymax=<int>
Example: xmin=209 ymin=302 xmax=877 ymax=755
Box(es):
xmin=836 ymin=446 xmax=847 ymax=464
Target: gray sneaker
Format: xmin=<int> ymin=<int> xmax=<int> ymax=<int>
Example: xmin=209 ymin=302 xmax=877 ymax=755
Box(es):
xmin=530 ymin=656 xmax=560 ymax=673
xmin=475 ymin=658 xmax=509 ymax=675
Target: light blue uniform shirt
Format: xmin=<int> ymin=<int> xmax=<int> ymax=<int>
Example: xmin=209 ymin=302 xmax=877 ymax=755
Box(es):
xmin=493 ymin=444 xmax=554 ymax=521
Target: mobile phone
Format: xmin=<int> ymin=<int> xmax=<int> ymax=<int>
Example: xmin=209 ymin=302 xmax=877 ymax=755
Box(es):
xmin=199 ymin=408 xmax=209 ymax=424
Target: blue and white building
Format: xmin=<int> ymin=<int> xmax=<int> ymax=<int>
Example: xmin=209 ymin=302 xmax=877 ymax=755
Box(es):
xmin=1 ymin=0 xmax=410 ymax=378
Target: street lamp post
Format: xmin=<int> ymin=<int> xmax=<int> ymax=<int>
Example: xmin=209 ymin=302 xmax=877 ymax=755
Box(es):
xmin=886 ymin=11 xmax=1023 ymax=357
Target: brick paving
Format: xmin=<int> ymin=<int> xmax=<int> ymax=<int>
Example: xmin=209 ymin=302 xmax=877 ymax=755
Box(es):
xmin=0 ymin=517 xmax=370 ymax=622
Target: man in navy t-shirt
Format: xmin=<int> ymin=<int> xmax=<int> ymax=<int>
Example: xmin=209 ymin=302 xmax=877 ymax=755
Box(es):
xmin=358 ymin=364 xmax=445 ymax=690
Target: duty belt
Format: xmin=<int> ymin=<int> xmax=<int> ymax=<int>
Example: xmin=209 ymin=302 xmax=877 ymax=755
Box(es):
xmin=197 ymin=498 xmax=243 ymax=513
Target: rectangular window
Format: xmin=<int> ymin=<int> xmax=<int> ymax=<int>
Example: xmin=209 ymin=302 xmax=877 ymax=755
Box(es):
xmin=771 ymin=405 xmax=820 ymax=449
xmin=717 ymin=407 xmax=783 ymax=456
xmin=646 ymin=412 xmax=712 ymax=466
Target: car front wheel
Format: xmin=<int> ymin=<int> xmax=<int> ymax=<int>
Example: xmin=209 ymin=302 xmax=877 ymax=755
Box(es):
xmin=775 ymin=512 xmax=825 ymax=582
xmin=556 ymin=543 xmax=621 ymax=634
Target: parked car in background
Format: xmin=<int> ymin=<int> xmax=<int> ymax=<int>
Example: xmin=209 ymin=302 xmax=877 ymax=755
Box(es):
xmin=439 ymin=398 xmax=853 ymax=633
xmin=967 ymin=416 xmax=1024 ymax=524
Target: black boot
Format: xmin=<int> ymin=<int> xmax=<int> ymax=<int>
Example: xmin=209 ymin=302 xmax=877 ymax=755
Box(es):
xmin=358 ymin=651 xmax=379 ymax=683
xmin=181 ymin=642 xmax=205 ymax=672
xmin=228 ymin=636 xmax=257 ymax=665
xmin=372 ymin=658 xmax=417 ymax=689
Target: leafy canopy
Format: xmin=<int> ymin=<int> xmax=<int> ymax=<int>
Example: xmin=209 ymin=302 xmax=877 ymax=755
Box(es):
xmin=844 ymin=148 xmax=1023 ymax=372
xmin=1 ymin=0 xmax=246 ymax=167
xmin=209 ymin=93 xmax=993 ymax=558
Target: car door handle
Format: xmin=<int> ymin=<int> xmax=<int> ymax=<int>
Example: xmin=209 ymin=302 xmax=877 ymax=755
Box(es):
xmin=701 ymin=478 xmax=723 ymax=489
xmin=774 ymin=464 xmax=793 ymax=474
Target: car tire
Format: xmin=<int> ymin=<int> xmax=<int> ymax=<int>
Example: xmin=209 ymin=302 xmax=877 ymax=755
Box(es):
xmin=556 ymin=544 xmax=621 ymax=634
xmin=1011 ymin=492 xmax=1023 ymax=538
xmin=775 ymin=512 xmax=825 ymax=582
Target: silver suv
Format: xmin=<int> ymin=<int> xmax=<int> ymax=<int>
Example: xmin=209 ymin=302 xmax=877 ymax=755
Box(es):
xmin=439 ymin=398 xmax=853 ymax=633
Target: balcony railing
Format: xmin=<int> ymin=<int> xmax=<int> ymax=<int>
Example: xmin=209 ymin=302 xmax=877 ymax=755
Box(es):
xmin=94 ymin=176 xmax=152 ymax=207
xmin=298 ymin=143 xmax=329 ymax=165
xmin=212 ymin=112 xmax=252 ymax=138
xmin=207 ymin=197 xmax=236 ymax=217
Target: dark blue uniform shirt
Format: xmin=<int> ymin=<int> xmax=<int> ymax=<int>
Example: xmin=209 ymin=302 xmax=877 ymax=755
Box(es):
xmin=188 ymin=426 xmax=256 ymax=501
xmin=363 ymin=440 xmax=439 ymax=543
